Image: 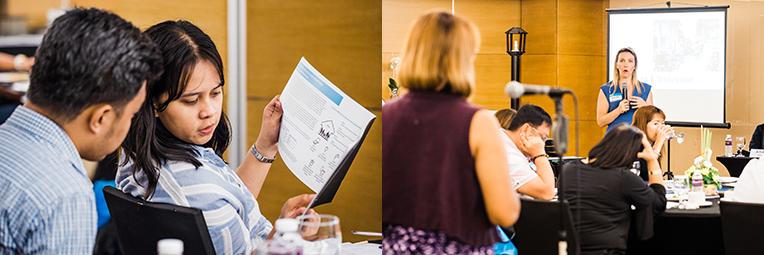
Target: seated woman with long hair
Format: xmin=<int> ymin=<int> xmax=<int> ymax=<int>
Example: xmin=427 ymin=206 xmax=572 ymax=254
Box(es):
xmin=117 ymin=21 xmax=312 ymax=255
xmin=631 ymin=105 xmax=674 ymax=180
xmin=559 ymin=125 xmax=667 ymax=255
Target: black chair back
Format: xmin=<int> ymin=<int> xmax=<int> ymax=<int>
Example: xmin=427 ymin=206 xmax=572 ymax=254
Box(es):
xmin=720 ymin=200 xmax=764 ymax=255
xmin=103 ymin=186 xmax=215 ymax=255
xmin=511 ymin=199 xmax=579 ymax=255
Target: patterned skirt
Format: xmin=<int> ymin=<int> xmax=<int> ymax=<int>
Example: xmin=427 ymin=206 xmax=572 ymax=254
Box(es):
xmin=383 ymin=225 xmax=494 ymax=255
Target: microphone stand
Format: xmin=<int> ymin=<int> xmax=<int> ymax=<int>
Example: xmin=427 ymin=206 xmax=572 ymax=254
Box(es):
xmin=665 ymin=139 xmax=674 ymax=180
xmin=507 ymin=84 xmax=580 ymax=254
xmin=551 ymin=94 xmax=569 ymax=255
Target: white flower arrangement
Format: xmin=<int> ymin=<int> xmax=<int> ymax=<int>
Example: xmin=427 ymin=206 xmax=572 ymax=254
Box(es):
xmin=684 ymin=127 xmax=721 ymax=188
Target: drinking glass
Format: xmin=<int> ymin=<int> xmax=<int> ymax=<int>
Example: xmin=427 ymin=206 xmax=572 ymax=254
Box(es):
xmin=673 ymin=176 xmax=690 ymax=204
xmin=297 ymin=214 xmax=342 ymax=255
xmin=736 ymin=136 xmax=746 ymax=157
xmin=666 ymin=130 xmax=685 ymax=144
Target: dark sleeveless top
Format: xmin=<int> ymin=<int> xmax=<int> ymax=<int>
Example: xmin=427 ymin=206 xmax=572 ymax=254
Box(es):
xmin=382 ymin=91 xmax=499 ymax=246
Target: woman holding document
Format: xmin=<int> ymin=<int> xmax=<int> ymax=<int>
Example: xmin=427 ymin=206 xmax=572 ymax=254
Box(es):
xmin=382 ymin=11 xmax=520 ymax=253
xmin=597 ymin=47 xmax=655 ymax=133
xmin=115 ymin=20 xmax=313 ymax=255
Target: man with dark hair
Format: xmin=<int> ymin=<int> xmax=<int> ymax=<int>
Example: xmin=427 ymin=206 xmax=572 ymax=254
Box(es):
xmin=0 ymin=8 xmax=161 ymax=253
xmin=499 ymin=104 xmax=556 ymax=200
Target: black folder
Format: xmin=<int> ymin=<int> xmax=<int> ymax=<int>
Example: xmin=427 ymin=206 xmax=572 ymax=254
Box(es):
xmin=308 ymin=117 xmax=375 ymax=208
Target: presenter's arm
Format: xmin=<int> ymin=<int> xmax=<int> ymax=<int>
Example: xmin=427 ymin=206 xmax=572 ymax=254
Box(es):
xmin=596 ymin=90 xmax=628 ymax=127
xmin=470 ymin=110 xmax=520 ymax=227
xmin=646 ymin=91 xmax=654 ymax=105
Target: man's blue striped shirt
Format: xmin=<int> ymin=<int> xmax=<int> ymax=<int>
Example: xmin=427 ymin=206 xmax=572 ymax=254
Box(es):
xmin=0 ymin=106 xmax=96 ymax=254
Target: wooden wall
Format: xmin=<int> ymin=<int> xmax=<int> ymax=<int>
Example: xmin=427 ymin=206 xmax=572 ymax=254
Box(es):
xmin=519 ymin=0 xmax=608 ymax=157
xmin=6 ymin=0 xmax=227 ymax=60
xmin=247 ymin=0 xmax=381 ymax=242
xmin=382 ymin=0 xmax=606 ymax=157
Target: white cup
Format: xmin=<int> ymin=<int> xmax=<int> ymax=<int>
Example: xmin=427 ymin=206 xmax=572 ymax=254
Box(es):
xmin=688 ymin=191 xmax=705 ymax=205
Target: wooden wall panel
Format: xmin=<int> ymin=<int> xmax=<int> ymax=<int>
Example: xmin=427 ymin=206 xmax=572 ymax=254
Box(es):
xmin=517 ymin=0 xmax=608 ymax=155
xmin=381 ymin=52 xmax=395 ymax=101
xmin=458 ymin=0 xmax=521 ymax=54
xmin=6 ymin=0 xmax=59 ymax=30
xmin=382 ymin=0 xmax=522 ymax=109
xmin=518 ymin=54 xmax=559 ymax=113
xmin=521 ymin=0 xmax=557 ymax=55
xmin=558 ymin=55 xmax=606 ymax=122
xmin=472 ymin=54 xmax=512 ymax=110
xmin=382 ymin=0 xmax=450 ymax=53
xmin=558 ymin=0 xmax=606 ymax=56
xmin=8 ymin=0 xmax=227 ymax=53
xmin=71 ymin=0 xmax=227 ymax=57
xmin=247 ymin=1 xmax=381 ymax=242
xmin=247 ymin=0 xmax=381 ymax=108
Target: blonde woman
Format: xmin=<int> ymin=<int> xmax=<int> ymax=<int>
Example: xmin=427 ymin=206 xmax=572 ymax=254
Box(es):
xmin=597 ymin=47 xmax=654 ymax=132
xmin=382 ymin=11 xmax=520 ymax=253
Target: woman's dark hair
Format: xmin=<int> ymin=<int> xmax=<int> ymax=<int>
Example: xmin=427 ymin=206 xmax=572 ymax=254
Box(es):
xmin=588 ymin=124 xmax=644 ymax=169
xmin=121 ymin=20 xmax=231 ymax=199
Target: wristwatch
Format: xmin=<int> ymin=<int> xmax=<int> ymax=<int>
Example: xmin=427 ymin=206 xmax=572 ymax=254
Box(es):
xmin=250 ymin=144 xmax=276 ymax=163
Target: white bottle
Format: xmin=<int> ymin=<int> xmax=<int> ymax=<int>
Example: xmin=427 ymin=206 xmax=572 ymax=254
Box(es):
xmin=157 ymin=239 xmax=184 ymax=255
xmin=725 ymin=134 xmax=733 ymax=157
xmin=691 ymin=171 xmax=703 ymax=192
xmin=269 ymin=218 xmax=304 ymax=255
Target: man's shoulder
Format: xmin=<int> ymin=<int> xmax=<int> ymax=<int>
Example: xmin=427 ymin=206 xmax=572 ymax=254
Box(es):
xmin=0 ymin=175 xmax=94 ymax=217
xmin=0 ymin=151 xmax=93 ymax=212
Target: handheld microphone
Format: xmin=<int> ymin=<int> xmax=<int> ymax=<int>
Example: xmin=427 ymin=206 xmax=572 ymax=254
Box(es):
xmin=620 ymin=81 xmax=629 ymax=106
xmin=504 ymin=81 xmax=572 ymax=99
xmin=621 ymin=81 xmax=635 ymax=110
xmin=620 ymin=81 xmax=628 ymax=99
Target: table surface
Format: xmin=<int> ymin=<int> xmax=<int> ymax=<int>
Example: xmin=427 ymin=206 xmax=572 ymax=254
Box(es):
xmin=716 ymin=156 xmax=753 ymax=177
xmin=663 ymin=198 xmax=720 ymax=218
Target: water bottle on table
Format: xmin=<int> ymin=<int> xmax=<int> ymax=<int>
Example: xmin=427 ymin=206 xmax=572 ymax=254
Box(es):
xmin=691 ymin=171 xmax=703 ymax=192
xmin=256 ymin=218 xmax=304 ymax=255
xmin=688 ymin=171 xmax=705 ymax=206
xmin=725 ymin=134 xmax=733 ymax=157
